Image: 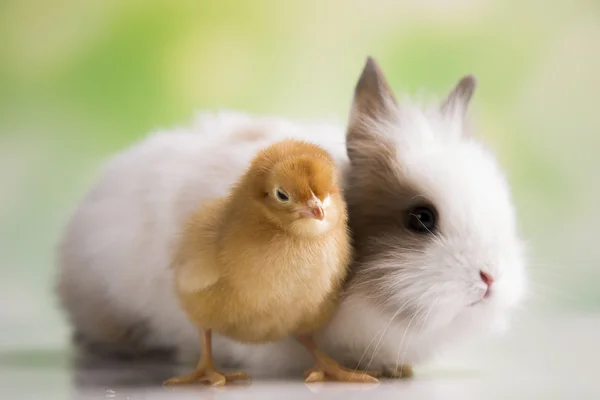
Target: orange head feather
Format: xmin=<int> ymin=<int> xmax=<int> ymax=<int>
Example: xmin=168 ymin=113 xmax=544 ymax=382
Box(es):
xmin=239 ymin=139 xmax=345 ymax=236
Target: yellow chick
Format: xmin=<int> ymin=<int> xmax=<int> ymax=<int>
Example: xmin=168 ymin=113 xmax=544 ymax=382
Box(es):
xmin=164 ymin=139 xmax=378 ymax=385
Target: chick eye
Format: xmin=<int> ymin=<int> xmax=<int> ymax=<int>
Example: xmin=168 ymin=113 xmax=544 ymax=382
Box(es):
xmin=406 ymin=206 xmax=437 ymax=234
xmin=275 ymin=189 xmax=290 ymax=202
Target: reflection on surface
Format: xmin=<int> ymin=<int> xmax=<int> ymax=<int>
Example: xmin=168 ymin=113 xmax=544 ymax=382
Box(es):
xmin=2 ymin=316 xmax=600 ymax=399
xmin=72 ymin=354 xmax=179 ymax=388
xmin=69 ymin=354 xmax=386 ymax=399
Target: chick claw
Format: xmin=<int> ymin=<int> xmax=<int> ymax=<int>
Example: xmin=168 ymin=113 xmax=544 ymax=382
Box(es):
xmin=164 ymin=369 xmax=249 ymax=387
xmin=303 ymin=364 xmax=380 ymax=383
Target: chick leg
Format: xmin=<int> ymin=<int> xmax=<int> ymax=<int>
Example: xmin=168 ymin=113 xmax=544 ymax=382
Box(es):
xmin=164 ymin=329 xmax=249 ymax=386
xmin=297 ymin=335 xmax=380 ymax=383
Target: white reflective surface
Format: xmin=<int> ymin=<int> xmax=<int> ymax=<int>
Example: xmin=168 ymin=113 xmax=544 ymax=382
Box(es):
xmin=1 ymin=315 xmax=598 ymax=399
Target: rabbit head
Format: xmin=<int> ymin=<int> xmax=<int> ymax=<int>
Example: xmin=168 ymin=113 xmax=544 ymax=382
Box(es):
xmin=343 ymin=58 xmax=527 ymax=338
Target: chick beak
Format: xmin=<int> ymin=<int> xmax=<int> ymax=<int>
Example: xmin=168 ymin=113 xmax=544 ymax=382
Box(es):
xmin=310 ymin=205 xmax=325 ymax=221
xmin=301 ymin=198 xmax=325 ymax=221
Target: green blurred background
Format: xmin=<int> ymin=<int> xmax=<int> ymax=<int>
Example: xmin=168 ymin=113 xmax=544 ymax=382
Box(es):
xmin=1 ymin=0 xmax=599 ymax=351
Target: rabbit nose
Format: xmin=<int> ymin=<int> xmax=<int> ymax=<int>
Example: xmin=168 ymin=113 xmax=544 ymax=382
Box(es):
xmin=479 ymin=270 xmax=494 ymax=286
xmin=479 ymin=270 xmax=494 ymax=297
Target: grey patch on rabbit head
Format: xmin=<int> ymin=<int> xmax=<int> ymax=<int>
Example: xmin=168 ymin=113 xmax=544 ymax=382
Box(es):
xmin=343 ymin=57 xmax=435 ymax=315
xmin=345 ymin=169 xmax=432 ymax=317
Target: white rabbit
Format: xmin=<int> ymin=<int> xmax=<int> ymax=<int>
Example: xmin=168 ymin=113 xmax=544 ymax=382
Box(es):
xmin=56 ymin=57 xmax=527 ymax=378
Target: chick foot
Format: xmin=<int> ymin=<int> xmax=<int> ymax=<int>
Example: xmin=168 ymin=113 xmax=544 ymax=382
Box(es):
xmin=163 ymin=328 xmax=250 ymax=387
xmin=297 ymin=335 xmax=379 ymax=383
xmin=164 ymin=368 xmax=248 ymax=387
xmin=304 ymin=364 xmax=381 ymax=383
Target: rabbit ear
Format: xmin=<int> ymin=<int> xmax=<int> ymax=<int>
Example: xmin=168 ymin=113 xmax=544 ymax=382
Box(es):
xmin=352 ymin=57 xmax=398 ymax=120
xmin=441 ymin=75 xmax=477 ymax=120
xmin=347 ymin=57 xmax=398 ymax=164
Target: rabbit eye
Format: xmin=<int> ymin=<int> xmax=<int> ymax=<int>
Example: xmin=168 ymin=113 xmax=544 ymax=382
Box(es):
xmin=406 ymin=206 xmax=437 ymax=234
xmin=275 ymin=189 xmax=290 ymax=202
